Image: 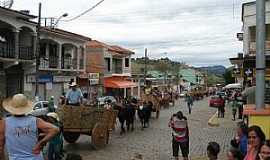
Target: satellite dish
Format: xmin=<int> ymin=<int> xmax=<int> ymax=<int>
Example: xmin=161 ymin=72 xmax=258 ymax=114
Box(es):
xmin=0 ymin=0 xmax=14 ymax=8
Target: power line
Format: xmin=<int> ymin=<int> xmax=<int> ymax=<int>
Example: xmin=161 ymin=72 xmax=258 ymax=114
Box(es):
xmin=64 ymin=0 xmax=105 ymax=22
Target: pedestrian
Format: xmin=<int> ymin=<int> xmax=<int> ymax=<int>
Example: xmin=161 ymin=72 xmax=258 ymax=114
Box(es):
xmin=0 ymin=94 xmax=59 ymax=160
xmin=207 ymin=141 xmax=220 ymax=160
xmin=65 ymin=82 xmax=83 ymax=106
xmin=231 ymin=122 xmax=248 ymax=156
xmin=259 ymin=140 xmax=270 ymax=160
xmin=229 ymin=95 xmax=238 ymax=121
xmin=185 ymin=94 xmax=193 ymax=114
xmin=169 ymin=111 xmax=189 ymax=160
xmin=45 ymin=112 xmax=64 ymax=160
xmin=227 ymin=148 xmax=244 ymax=160
xmin=218 ymin=95 xmax=225 ymax=118
xmin=244 ymin=125 xmax=266 ymax=160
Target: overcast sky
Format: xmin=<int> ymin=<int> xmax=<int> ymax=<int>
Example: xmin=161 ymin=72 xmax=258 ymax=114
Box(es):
xmin=12 ymin=0 xmax=253 ymax=67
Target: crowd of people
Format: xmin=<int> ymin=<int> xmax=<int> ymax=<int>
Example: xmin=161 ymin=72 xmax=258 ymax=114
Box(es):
xmin=169 ymin=110 xmax=270 ymax=160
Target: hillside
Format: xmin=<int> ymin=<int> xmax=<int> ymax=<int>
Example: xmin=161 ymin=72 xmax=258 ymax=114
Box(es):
xmin=197 ymin=65 xmax=226 ymax=76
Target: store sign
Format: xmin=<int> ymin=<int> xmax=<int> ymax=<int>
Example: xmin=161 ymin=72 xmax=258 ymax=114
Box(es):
xmin=89 ymin=79 xmax=99 ymax=85
xmin=89 ymin=73 xmax=99 ymax=79
xmin=38 ymin=74 xmax=53 ymax=83
xmin=232 ymin=68 xmax=242 ymax=77
xmin=53 ymin=76 xmax=74 ymax=82
xmin=244 ymin=68 xmax=253 ymax=77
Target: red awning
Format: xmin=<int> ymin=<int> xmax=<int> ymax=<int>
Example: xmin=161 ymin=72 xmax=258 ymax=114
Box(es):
xmin=104 ymin=79 xmax=137 ymax=88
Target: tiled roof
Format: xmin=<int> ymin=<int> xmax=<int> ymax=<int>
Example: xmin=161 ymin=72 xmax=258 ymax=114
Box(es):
xmin=86 ymin=40 xmax=134 ymax=56
xmin=41 ymin=27 xmax=91 ymax=41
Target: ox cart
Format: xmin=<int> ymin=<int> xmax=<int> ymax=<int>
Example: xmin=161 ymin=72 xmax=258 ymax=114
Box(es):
xmin=57 ymin=105 xmax=117 ymax=148
xmin=141 ymin=94 xmax=161 ymax=118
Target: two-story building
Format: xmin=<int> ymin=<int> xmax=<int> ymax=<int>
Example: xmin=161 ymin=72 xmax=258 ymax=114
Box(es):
xmin=0 ymin=6 xmax=37 ymax=99
xmin=85 ymin=40 xmax=136 ymax=99
xmin=0 ymin=6 xmax=90 ymax=102
xmin=25 ymin=27 xmax=90 ymax=101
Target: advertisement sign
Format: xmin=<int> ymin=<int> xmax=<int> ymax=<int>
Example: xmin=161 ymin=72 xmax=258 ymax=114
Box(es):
xmin=232 ymin=68 xmax=242 ymax=77
xmin=89 ymin=79 xmax=99 ymax=85
xmin=89 ymin=73 xmax=99 ymax=79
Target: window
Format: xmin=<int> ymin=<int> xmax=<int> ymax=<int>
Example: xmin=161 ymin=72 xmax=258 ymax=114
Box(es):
xmin=125 ymin=58 xmax=129 ymax=67
xmin=105 ymin=58 xmax=111 ymax=72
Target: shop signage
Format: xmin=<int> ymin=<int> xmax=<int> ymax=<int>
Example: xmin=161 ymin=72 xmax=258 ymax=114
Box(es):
xmin=89 ymin=73 xmax=99 ymax=79
xmin=53 ymin=76 xmax=75 ymax=82
xmin=89 ymin=79 xmax=99 ymax=85
xmin=232 ymin=68 xmax=242 ymax=77
xmin=244 ymin=68 xmax=253 ymax=77
xmin=26 ymin=74 xmax=53 ymax=83
xmin=38 ymin=74 xmax=53 ymax=83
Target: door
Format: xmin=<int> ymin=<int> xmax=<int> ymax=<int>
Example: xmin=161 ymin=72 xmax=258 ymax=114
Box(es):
xmin=6 ymin=65 xmax=23 ymax=97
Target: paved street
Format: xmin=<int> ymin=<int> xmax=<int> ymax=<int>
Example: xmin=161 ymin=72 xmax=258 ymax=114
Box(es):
xmin=64 ymin=98 xmax=237 ymax=160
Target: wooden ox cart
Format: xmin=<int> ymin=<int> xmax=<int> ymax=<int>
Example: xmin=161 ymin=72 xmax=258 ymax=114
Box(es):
xmin=57 ymin=105 xmax=117 ymax=148
xmin=141 ymin=94 xmax=161 ymax=119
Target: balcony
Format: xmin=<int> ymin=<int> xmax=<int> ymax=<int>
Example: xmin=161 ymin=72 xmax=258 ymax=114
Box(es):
xmin=0 ymin=43 xmax=15 ymax=58
xmin=249 ymin=41 xmax=270 ymax=55
xmin=39 ymin=56 xmax=59 ymax=69
xmin=19 ymin=46 xmax=34 ymax=60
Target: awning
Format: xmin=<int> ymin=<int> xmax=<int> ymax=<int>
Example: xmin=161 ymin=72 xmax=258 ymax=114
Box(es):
xmin=104 ymin=79 xmax=137 ymax=88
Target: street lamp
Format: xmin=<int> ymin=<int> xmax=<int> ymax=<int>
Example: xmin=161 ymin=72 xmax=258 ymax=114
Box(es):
xmin=54 ymin=13 xmax=68 ymax=28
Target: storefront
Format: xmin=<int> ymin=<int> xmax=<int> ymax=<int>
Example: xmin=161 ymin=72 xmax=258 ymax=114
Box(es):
xmin=103 ymin=76 xmax=136 ymax=98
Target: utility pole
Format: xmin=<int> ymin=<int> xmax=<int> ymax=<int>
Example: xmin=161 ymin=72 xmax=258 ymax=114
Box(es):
xmin=144 ymin=48 xmax=147 ymax=92
xmin=256 ymin=0 xmax=265 ymax=109
xmin=35 ymin=3 xmax=41 ymax=97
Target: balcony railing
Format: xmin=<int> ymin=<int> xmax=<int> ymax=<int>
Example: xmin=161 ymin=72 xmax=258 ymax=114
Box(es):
xmin=19 ymin=46 xmax=34 ymax=60
xmin=49 ymin=56 xmax=58 ymax=68
xmin=0 ymin=43 xmax=15 ymax=58
xmin=249 ymin=41 xmax=270 ymax=55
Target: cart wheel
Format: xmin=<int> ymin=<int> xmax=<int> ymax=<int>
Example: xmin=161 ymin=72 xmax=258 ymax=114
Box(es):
xmin=92 ymin=123 xmax=108 ymax=149
xmin=63 ymin=132 xmax=80 ymax=143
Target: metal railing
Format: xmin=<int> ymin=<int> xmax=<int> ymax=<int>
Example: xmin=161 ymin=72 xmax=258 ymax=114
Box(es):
xmin=0 ymin=43 xmax=15 ymax=58
xmin=19 ymin=46 xmax=34 ymax=60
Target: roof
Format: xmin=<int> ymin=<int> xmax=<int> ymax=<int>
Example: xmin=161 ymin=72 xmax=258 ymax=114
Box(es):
xmin=86 ymin=40 xmax=134 ymax=56
xmin=241 ymin=0 xmax=270 ymax=21
xmin=180 ymin=69 xmax=197 ymax=84
xmin=111 ymin=45 xmax=135 ymax=55
xmin=103 ymin=77 xmax=136 ymax=88
xmin=0 ymin=6 xmax=37 ymax=19
xmin=40 ymin=27 xmax=91 ymax=41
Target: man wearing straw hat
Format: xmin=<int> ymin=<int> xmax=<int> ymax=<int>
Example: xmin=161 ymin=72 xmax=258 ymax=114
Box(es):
xmin=0 ymin=94 xmax=59 ymax=160
xmin=65 ymin=82 xmax=83 ymax=106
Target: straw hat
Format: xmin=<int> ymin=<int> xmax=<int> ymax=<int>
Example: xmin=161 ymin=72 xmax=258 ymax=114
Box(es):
xmin=2 ymin=94 xmax=33 ymax=115
xmin=69 ymin=82 xmax=77 ymax=87
xmin=46 ymin=112 xmax=60 ymax=121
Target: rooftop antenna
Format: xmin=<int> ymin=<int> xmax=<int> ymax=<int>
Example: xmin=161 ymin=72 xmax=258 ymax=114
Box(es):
xmin=0 ymin=0 xmax=13 ymax=8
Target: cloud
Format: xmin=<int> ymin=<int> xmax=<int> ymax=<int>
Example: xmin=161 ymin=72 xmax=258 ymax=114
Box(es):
xmin=12 ymin=0 xmax=245 ymax=67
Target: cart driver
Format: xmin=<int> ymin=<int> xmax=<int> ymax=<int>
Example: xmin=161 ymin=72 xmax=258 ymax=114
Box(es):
xmin=65 ymin=82 xmax=83 ymax=106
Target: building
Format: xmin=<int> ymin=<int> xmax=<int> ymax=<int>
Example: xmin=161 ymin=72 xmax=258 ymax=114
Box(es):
xmin=26 ymin=27 xmax=90 ymax=101
xmin=85 ymin=40 xmax=136 ymax=99
xmin=0 ymin=6 xmax=90 ymax=103
xmin=0 ymin=7 xmax=37 ymax=99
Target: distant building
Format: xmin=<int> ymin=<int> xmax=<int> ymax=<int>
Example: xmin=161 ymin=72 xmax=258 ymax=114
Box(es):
xmin=84 ymin=40 xmax=136 ymax=99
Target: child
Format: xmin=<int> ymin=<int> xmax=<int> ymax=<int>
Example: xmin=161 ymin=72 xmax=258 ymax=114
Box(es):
xmin=207 ymin=142 xmax=220 ymax=160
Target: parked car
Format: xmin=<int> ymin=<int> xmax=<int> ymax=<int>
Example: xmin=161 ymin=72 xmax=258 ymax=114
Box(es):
xmin=30 ymin=101 xmax=57 ymax=117
xmin=97 ymin=96 xmax=116 ymax=105
xmin=209 ymin=95 xmax=224 ymax=107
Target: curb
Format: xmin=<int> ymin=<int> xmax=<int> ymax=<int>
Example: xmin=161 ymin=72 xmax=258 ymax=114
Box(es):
xmin=207 ymin=111 xmax=219 ymax=127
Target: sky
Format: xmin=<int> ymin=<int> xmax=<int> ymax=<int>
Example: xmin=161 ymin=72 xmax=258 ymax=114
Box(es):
xmin=11 ymin=0 xmax=254 ymax=67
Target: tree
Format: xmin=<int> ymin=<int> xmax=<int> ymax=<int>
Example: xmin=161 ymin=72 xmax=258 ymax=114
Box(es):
xmin=224 ymin=67 xmax=235 ymax=85
xmin=155 ymin=60 xmax=170 ymax=84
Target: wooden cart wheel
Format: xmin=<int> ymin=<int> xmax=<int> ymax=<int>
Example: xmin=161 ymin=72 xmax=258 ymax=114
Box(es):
xmin=91 ymin=122 xmax=108 ymax=149
xmin=63 ymin=132 xmax=80 ymax=143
